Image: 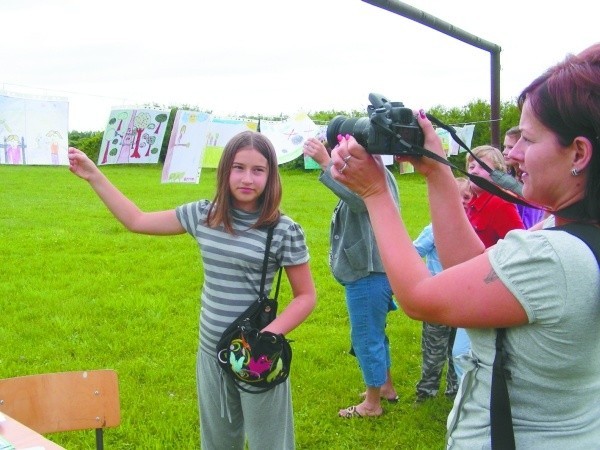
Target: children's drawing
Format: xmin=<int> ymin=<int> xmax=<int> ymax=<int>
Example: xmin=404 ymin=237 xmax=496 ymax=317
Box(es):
xmin=0 ymin=93 xmax=68 ymax=165
xmin=259 ymin=113 xmax=317 ymax=165
xmin=202 ymin=118 xmax=258 ymax=168
xmin=435 ymin=124 xmax=474 ymax=156
xmin=98 ymin=108 xmax=171 ymax=165
xmin=46 ymin=130 xmax=63 ymax=165
xmin=449 ymin=124 xmax=475 ymax=155
xmin=161 ymin=110 xmax=211 ymax=184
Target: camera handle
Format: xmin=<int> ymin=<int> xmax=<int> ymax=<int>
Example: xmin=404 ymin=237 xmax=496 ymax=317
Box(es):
xmin=372 ymin=116 xmax=545 ymax=210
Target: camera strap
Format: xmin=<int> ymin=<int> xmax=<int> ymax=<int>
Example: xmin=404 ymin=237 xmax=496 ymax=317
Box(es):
xmin=374 ymin=116 xmax=544 ymax=209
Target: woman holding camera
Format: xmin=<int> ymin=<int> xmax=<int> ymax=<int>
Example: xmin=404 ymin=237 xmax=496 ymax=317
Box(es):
xmin=329 ymin=43 xmax=600 ymax=447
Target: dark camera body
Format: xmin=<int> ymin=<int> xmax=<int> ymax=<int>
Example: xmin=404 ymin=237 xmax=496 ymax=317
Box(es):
xmin=326 ymin=93 xmax=424 ymax=156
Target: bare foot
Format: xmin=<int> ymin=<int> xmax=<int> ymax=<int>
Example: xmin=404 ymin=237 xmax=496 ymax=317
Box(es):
xmin=359 ymin=390 xmax=399 ymax=403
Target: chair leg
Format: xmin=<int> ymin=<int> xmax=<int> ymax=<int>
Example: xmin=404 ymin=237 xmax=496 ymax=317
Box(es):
xmin=95 ymin=428 xmax=104 ymax=450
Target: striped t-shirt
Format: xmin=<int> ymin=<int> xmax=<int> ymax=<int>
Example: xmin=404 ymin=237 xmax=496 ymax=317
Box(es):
xmin=176 ymin=200 xmax=310 ymax=356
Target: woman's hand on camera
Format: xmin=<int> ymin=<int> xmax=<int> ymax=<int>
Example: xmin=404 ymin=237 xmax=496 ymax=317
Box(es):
xmin=396 ymin=110 xmax=448 ymax=178
xmin=331 ymin=134 xmax=388 ymax=199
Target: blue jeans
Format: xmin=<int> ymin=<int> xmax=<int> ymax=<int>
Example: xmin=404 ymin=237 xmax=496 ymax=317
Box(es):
xmin=344 ymin=273 xmax=395 ymax=387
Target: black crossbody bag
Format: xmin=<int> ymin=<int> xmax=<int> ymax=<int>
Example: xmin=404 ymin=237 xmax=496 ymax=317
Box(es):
xmin=216 ymin=225 xmax=292 ymax=393
xmin=491 ymin=223 xmax=600 ymax=449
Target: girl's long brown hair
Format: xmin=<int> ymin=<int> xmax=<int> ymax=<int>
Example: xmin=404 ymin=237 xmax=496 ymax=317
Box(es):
xmin=206 ymin=130 xmax=282 ymax=233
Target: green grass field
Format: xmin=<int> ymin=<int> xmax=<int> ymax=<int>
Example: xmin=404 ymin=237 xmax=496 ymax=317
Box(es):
xmin=0 ymin=164 xmax=452 ymax=449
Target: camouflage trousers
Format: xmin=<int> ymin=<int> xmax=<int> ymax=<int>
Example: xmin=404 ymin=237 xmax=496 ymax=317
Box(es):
xmin=416 ymin=322 xmax=458 ymax=397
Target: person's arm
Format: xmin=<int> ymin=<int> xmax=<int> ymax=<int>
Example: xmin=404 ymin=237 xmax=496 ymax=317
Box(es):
xmin=345 ymin=178 xmax=527 ymax=327
xmin=305 ymin=138 xmax=371 ymax=211
xmin=328 ymin=122 xmax=525 ymax=327
xmin=328 ymin=116 xmax=484 ymax=268
xmin=262 ymin=262 xmax=316 ymax=335
xmin=409 ymin=114 xmax=485 ymax=266
xmin=426 ymin=168 xmax=485 ymax=268
xmin=68 ymin=147 xmax=185 ymax=235
xmin=303 ymin=137 xmax=330 ymax=170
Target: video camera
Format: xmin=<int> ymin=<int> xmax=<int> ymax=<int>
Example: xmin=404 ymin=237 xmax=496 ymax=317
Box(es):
xmin=326 ymin=93 xmax=424 ymax=156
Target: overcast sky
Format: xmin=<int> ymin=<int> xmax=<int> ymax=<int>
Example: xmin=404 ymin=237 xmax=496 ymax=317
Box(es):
xmin=2 ymin=0 xmax=598 ymax=131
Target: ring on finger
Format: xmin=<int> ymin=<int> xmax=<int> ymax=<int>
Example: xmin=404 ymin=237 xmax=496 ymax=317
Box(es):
xmin=343 ymin=155 xmax=352 ymax=162
xmin=339 ymin=162 xmax=348 ymax=174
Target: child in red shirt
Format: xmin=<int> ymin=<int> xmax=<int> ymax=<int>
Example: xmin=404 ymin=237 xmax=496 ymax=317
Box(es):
xmin=466 ymin=145 xmax=524 ymax=247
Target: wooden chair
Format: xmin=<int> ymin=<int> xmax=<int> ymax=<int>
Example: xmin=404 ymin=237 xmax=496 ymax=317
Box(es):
xmin=0 ymin=369 xmax=120 ymax=450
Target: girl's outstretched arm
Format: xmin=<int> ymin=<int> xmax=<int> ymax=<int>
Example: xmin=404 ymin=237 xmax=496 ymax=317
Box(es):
xmin=262 ymin=262 xmax=316 ymax=335
xmin=68 ymin=147 xmax=185 ymax=236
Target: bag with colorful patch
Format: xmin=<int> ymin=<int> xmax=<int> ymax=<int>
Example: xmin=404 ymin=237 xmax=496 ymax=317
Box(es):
xmin=217 ymin=305 xmax=292 ymax=393
xmin=216 ymin=226 xmax=292 ymax=393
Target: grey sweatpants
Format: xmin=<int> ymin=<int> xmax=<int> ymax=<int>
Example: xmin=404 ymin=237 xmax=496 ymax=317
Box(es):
xmin=197 ymin=349 xmax=295 ymax=450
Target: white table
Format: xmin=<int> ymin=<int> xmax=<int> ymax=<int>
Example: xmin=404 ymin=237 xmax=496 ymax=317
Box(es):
xmin=0 ymin=413 xmax=65 ymax=450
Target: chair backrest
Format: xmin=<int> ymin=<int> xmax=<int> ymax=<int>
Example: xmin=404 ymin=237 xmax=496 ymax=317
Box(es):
xmin=0 ymin=370 xmax=120 ymax=445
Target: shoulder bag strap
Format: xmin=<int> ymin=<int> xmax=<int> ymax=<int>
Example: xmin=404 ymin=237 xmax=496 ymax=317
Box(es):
xmin=552 ymin=223 xmax=600 ymax=264
xmin=259 ymin=225 xmax=283 ymax=300
xmin=259 ymin=226 xmax=275 ymax=297
xmin=491 ymin=223 xmax=600 ymax=449
xmin=491 ymin=328 xmax=515 ymax=450
xmin=271 ymin=266 xmax=283 ymax=301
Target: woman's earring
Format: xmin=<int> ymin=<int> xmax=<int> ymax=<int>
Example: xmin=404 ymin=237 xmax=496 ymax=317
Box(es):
xmin=571 ymin=168 xmax=580 ymax=176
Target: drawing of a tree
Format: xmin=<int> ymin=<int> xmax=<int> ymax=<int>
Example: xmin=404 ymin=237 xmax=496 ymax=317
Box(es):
xmin=154 ymin=113 xmax=168 ymax=134
xmin=101 ymin=126 xmax=116 ymax=164
xmin=130 ymin=112 xmax=151 ymax=158
xmin=116 ymin=112 xmax=129 ymax=131
xmin=117 ymin=114 xmax=136 ymax=163
xmin=143 ymin=133 xmax=157 ymax=157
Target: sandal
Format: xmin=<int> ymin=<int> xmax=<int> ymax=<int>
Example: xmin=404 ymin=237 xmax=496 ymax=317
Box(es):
xmin=338 ymin=405 xmax=383 ymax=418
xmin=339 ymin=405 xmax=363 ymax=418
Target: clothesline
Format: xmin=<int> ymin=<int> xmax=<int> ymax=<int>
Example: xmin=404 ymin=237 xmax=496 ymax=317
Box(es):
xmin=2 ymin=82 xmax=505 ymax=127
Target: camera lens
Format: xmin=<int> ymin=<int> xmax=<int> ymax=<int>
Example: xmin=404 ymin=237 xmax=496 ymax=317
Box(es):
xmin=326 ymin=116 xmax=370 ymax=150
xmin=325 ymin=116 xmax=347 ymax=150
